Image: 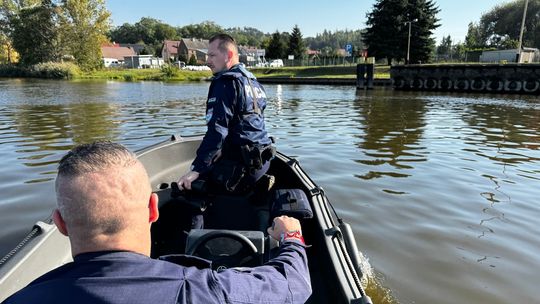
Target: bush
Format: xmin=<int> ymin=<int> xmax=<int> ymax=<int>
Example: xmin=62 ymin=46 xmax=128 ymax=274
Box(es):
xmin=0 ymin=64 xmax=27 ymax=77
xmin=29 ymin=62 xmax=80 ymax=79
xmin=160 ymin=64 xmax=180 ymax=78
xmin=123 ymin=73 xmax=135 ymax=81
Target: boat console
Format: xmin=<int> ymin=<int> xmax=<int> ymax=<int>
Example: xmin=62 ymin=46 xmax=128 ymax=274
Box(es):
xmin=150 ymin=180 xmax=311 ymax=270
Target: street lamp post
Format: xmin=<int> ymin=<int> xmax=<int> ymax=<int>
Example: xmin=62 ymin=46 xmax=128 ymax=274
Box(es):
xmin=517 ymin=0 xmax=529 ymax=63
xmin=405 ymin=19 xmax=417 ymax=64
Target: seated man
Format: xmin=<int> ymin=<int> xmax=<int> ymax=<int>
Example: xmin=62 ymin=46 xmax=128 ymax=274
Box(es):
xmin=2 ymin=142 xmax=311 ymax=304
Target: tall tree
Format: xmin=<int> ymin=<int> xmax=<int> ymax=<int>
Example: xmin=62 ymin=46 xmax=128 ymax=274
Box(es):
xmin=363 ymin=0 xmax=406 ymax=64
xmin=288 ymin=25 xmax=305 ymax=59
xmin=405 ymin=0 xmax=440 ymax=64
xmin=108 ymin=22 xmax=139 ymax=43
xmin=436 ymin=35 xmax=452 ymax=60
xmin=471 ymin=0 xmax=540 ymax=49
xmin=305 ymin=29 xmax=364 ymax=53
xmin=266 ymin=31 xmax=287 ymax=59
xmin=59 ymin=0 xmax=110 ymax=70
xmin=9 ymin=0 xmax=61 ymax=65
xmin=363 ymin=0 xmax=440 ymax=64
xmin=464 ymin=22 xmax=484 ymax=49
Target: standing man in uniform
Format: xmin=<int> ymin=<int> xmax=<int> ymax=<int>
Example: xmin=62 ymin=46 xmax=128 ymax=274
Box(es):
xmin=178 ymin=33 xmax=274 ymax=193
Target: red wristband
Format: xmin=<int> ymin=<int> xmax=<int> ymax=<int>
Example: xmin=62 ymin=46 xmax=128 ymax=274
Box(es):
xmin=280 ymin=230 xmax=305 ymax=245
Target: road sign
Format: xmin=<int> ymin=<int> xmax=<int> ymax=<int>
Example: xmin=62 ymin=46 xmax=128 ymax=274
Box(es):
xmin=345 ymin=44 xmax=353 ymax=56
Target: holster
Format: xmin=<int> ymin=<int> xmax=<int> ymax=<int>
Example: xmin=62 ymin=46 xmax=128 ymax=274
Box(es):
xmin=210 ymin=158 xmax=246 ymax=192
xmin=240 ymin=144 xmax=276 ymax=173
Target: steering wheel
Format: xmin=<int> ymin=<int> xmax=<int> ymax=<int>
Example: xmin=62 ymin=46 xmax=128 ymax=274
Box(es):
xmin=186 ymin=230 xmax=260 ymax=270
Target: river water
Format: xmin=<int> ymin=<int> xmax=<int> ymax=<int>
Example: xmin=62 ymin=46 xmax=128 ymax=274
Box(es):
xmin=0 ymin=78 xmax=539 ymax=303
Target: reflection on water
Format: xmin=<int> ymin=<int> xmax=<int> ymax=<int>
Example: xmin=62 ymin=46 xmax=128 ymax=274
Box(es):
xmin=1 ymin=79 xmax=540 ymax=304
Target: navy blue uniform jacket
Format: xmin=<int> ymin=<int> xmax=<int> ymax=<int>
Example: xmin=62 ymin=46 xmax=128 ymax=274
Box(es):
xmin=192 ymin=64 xmax=272 ymax=174
xmin=2 ymin=242 xmax=311 ymax=304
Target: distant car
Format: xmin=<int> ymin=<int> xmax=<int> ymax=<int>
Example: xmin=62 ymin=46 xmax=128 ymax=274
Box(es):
xmin=269 ymin=59 xmax=283 ymax=67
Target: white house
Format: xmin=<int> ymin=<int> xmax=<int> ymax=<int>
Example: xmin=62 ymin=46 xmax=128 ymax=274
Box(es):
xmin=480 ymin=48 xmax=539 ymax=63
xmin=124 ymin=55 xmax=164 ymax=69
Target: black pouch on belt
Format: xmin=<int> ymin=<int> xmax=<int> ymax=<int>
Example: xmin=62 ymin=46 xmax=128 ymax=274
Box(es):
xmin=210 ymin=159 xmax=246 ymax=192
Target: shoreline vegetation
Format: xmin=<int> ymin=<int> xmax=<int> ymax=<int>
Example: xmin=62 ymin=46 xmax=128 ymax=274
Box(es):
xmin=0 ymin=62 xmax=391 ymax=81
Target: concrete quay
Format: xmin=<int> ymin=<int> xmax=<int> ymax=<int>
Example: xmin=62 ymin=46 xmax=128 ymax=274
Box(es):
xmin=391 ymin=64 xmax=540 ymax=94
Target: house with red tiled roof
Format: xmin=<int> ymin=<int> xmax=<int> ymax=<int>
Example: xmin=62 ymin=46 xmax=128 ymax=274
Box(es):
xmin=101 ymin=45 xmax=136 ymax=67
xmin=162 ymin=40 xmax=181 ymax=62
xmin=178 ymin=38 xmax=209 ymax=64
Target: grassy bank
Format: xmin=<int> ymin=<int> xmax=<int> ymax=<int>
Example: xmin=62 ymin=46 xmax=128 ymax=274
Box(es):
xmin=1 ymin=63 xmax=390 ymax=81
xmin=250 ymin=65 xmax=391 ymax=79
xmin=80 ymin=67 xmax=212 ymax=81
xmin=0 ymin=62 xmax=80 ymax=79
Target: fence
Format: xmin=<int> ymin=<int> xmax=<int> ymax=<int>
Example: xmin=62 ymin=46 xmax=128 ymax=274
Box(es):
xmin=271 ymin=56 xmax=365 ymax=67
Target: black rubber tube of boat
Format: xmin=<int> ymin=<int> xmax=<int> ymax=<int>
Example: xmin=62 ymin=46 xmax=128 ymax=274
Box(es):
xmin=0 ymin=223 xmax=44 ymax=266
xmin=326 ymin=196 xmax=372 ymax=304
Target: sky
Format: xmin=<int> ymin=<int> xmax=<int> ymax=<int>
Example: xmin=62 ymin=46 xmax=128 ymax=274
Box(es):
xmin=106 ymin=0 xmax=508 ymax=44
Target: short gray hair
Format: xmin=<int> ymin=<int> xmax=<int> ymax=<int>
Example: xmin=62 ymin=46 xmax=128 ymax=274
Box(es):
xmin=56 ymin=141 xmax=146 ymax=237
xmin=209 ymin=33 xmax=238 ymax=54
xmin=58 ymin=141 xmax=137 ymax=176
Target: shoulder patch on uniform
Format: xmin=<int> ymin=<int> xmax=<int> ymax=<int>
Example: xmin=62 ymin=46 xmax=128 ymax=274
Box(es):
xmin=208 ymin=97 xmax=216 ymax=103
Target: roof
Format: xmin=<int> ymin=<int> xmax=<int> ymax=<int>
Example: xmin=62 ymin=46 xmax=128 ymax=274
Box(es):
xmin=181 ymin=38 xmax=209 ymax=51
xmin=163 ymin=40 xmax=181 ymax=55
xmin=101 ymin=46 xmax=136 ymax=60
xmin=119 ymin=44 xmax=146 ymax=54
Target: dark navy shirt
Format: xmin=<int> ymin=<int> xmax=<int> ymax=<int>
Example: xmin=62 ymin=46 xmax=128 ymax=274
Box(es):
xmin=2 ymin=242 xmax=311 ymax=304
xmin=191 ymin=64 xmax=272 ymax=174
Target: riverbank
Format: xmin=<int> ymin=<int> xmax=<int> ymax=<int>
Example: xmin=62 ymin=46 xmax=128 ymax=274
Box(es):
xmin=250 ymin=65 xmax=390 ymax=79
xmin=80 ymin=67 xmax=212 ymax=81
xmin=0 ymin=63 xmax=391 ymax=82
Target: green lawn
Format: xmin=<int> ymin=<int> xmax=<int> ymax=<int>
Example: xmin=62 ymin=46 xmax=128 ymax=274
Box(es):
xmin=76 ymin=65 xmax=391 ymax=81
xmin=250 ymin=65 xmax=390 ymax=79
xmin=79 ymin=68 xmax=212 ymax=81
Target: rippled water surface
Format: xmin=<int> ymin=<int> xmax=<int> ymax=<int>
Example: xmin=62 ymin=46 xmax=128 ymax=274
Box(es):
xmin=1 ymin=78 xmax=539 ymax=303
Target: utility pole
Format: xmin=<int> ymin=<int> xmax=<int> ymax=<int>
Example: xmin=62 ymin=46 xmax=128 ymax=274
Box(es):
xmin=517 ymin=0 xmax=529 ymax=63
xmin=406 ymin=19 xmax=417 ymax=64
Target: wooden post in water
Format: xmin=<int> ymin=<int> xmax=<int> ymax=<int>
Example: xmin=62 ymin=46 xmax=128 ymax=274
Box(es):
xmin=356 ymin=63 xmax=374 ymax=90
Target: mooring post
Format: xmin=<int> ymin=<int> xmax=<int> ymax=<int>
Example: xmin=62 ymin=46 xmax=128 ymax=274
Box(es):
xmin=366 ymin=64 xmax=374 ymax=89
xmin=357 ymin=63 xmax=374 ymax=90
xmin=356 ymin=64 xmax=366 ymax=89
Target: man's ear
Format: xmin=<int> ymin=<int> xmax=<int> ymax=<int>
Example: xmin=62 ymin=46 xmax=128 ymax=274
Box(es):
xmin=148 ymin=193 xmax=159 ymax=223
xmin=227 ymin=50 xmax=234 ymax=61
xmin=52 ymin=209 xmax=68 ymax=236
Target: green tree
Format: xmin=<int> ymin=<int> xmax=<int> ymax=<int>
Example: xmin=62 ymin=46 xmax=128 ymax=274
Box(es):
xmin=464 ymin=22 xmax=484 ymax=49
xmin=305 ymin=29 xmax=364 ymax=54
xmin=266 ymin=31 xmax=287 ymax=59
xmin=177 ymin=21 xmax=223 ymax=39
xmin=288 ymin=25 xmax=305 ymax=59
xmin=363 ymin=0 xmax=440 ymax=64
xmin=59 ymin=0 xmax=110 ymax=70
xmin=226 ymin=26 xmax=266 ymax=47
xmin=452 ymin=42 xmax=466 ymax=61
xmin=108 ymin=18 xmax=178 ymax=57
xmin=471 ymin=0 xmax=540 ymax=49
xmin=10 ymin=0 xmax=61 ymax=65
xmin=363 ymin=0 xmax=405 ymax=64
xmin=108 ymin=22 xmax=140 ymax=43
xmin=436 ymin=35 xmax=452 ymax=60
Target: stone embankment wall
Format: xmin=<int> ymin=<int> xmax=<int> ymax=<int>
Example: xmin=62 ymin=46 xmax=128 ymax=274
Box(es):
xmin=391 ymin=64 xmax=540 ymax=94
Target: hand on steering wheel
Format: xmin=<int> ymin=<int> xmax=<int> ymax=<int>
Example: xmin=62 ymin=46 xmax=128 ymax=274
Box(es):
xmin=186 ymin=230 xmax=259 ymax=270
xmin=178 ymin=170 xmax=200 ymax=190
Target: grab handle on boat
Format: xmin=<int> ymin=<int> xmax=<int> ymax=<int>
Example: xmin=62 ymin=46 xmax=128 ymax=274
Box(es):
xmin=327 ymin=224 xmax=373 ymax=304
xmin=338 ymin=223 xmax=363 ymax=281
